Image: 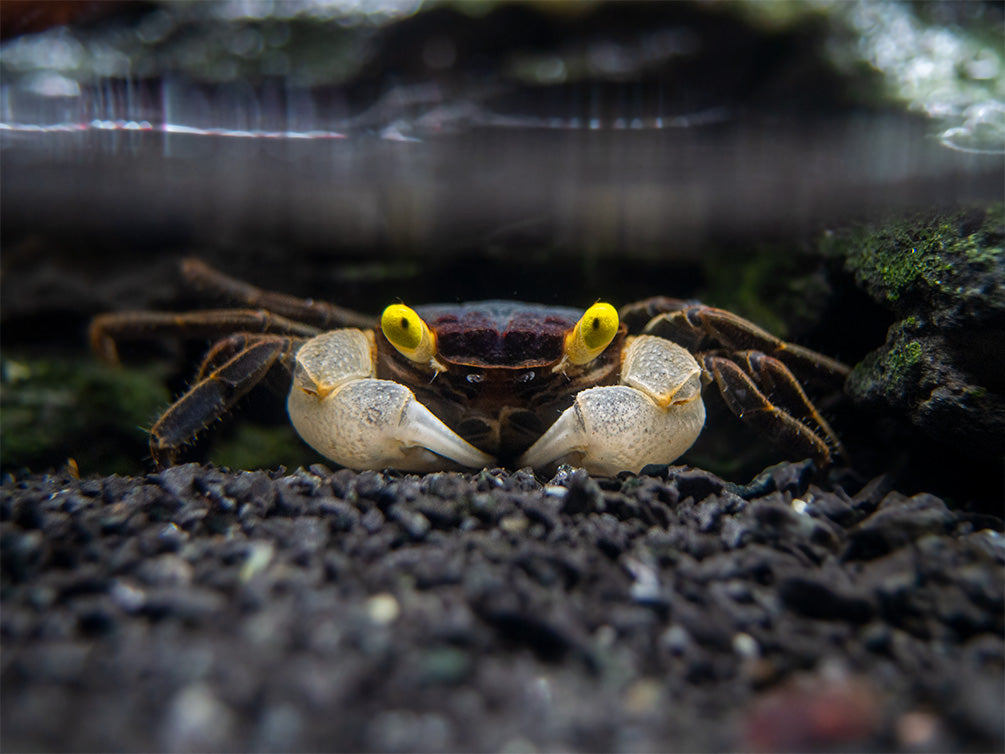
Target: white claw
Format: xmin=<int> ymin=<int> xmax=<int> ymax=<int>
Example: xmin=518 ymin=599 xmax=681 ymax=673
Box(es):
xmin=288 ymin=329 xmax=493 ymax=471
xmin=289 ymin=376 xmax=493 ymax=472
xmin=519 ymin=385 xmax=705 ymax=475
xmin=398 ymin=397 xmax=496 ymax=469
xmin=519 ymin=337 xmax=706 ymax=475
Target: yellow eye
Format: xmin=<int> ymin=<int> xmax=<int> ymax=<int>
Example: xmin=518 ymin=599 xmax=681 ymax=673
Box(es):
xmin=565 ymin=302 xmax=619 ymax=365
xmin=381 ymin=304 xmax=438 ymax=366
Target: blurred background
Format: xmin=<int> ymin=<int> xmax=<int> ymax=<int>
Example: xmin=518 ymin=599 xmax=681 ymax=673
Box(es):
xmin=1 ymin=1 xmax=1002 ymax=502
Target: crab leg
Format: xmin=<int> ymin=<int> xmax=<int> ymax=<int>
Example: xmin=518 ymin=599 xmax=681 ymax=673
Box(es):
xmin=193 ymin=333 xmax=285 ymax=381
xmin=625 ymin=297 xmax=850 ymax=387
xmin=182 ymin=258 xmax=376 ymax=330
xmin=619 ymin=296 xmax=695 ymax=331
xmin=703 ymin=354 xmax=843 ymax=466
xmin=149 ymin=335 xmax=299 ymax=468
xmin=89 ymin=309 xmax=320 ymax=364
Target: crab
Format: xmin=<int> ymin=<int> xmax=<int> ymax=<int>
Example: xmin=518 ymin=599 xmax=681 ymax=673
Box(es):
xmin=89 ymin=259 xmax=849 ymax=476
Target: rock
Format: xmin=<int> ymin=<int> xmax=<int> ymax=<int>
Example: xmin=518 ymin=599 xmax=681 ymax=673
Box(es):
xmin=841 ymin=206 xmax=1005 ymax=460
xmin=844 ymin=492 xmax=956 ymax=561
xmin=741 ymin=667 xmax=884 ymax=753
xmin=777 ymin=575 xmax=874 ymax=623
xmin=846 ymin=319 xmax=1005 ymax=457
xmin=1 ymin=462 xmax=1002 ymax=752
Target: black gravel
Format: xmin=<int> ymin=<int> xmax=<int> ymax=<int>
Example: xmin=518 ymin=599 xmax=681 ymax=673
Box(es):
xmin=2 ymin=462 xmax=1002 ymax=752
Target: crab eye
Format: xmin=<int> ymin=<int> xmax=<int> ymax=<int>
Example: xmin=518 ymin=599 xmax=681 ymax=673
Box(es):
xmin=565 ymin=302 xmax=619 ymax=365
xmin=381 ymin=304 xmax=437 ymax=365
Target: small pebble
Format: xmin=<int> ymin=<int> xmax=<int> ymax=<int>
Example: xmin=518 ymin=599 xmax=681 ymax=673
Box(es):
xmin=240 ymin=541 xmax=274 ymax=582
xmin=366 ymin=593 xmax=400 ymax=625
xmin=732 ymin=632 xmax=760 ymax=659
xmin=896 ymin=710 xmax=941 ymax=750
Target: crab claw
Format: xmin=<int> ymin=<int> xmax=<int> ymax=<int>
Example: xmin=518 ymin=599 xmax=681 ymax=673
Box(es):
xmin=519 ymin=336 xmax=706 ymax=476
xmin=518 ymin=385 xmax=704 ymax=476
xmin=289 ymin=378 xmax=494 ymax=472
xmin=288 ymin=328 xmax=494 ymax=471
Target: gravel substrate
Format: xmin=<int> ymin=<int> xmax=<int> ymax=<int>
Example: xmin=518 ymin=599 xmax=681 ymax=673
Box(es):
xmin=2 ymin=462 xmax=1003 ymax=752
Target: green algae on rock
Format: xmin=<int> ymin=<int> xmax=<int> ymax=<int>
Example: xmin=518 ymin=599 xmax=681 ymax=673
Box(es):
xmin=0 ymin=356 xmax=170 ymax=476
xmin=841 ymin=205 xmax=1004 ymax=321
xmin=837 ymin=206 xmax=1004 ymax=459
xmin=846 ymin=321 xmax=1004 ymax=458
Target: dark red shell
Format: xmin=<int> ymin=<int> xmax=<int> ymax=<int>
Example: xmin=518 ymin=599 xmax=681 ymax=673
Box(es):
xmin=414 ymin=301 xmax=581 ymax=367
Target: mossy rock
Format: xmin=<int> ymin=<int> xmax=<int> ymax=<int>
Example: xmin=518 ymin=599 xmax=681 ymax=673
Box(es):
xmin=846 ymin=319 xmax=1005 ymax=457
xmin=838 ymin=205 xmax=1004 ymax=325
xmin=836 ymin=206 xmax=1005 ymax=459
xmin=1 ymin=355 xmax=171 ymax=476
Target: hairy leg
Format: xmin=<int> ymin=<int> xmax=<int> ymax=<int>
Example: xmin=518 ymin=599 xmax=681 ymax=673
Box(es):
xmin=148 ymin=335 xmax=298 ymax=468
xmin=182 ymin=258 xmax=377 ymax=330
xmin=89 ymin=309 xmax=319 ymax=363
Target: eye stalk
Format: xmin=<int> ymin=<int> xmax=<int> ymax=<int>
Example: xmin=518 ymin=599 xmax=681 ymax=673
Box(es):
xmin=381 ymin=304 xmax=443 ymax=372
xmin=563 ymin=302 xmax=619 ymax=366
